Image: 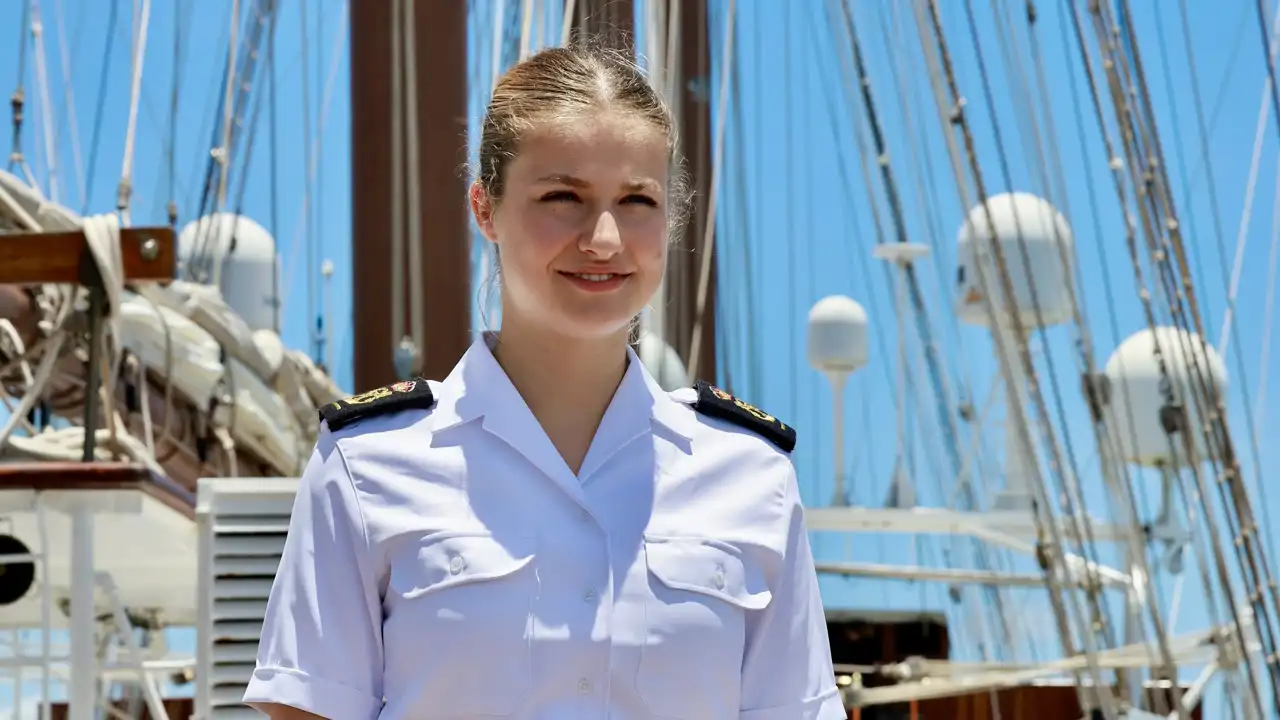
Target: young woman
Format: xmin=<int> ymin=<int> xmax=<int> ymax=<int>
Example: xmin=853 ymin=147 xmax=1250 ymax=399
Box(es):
xmin=244 ymin=44 xmax=843 ymax=720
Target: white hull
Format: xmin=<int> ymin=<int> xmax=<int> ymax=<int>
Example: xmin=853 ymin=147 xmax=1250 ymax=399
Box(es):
xmin=0 ymin=474 xmax=198 ymax=629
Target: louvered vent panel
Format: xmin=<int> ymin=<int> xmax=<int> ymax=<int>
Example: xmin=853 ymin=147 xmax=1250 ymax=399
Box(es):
xmin=195 ymin=478 xmax=299 ymax=720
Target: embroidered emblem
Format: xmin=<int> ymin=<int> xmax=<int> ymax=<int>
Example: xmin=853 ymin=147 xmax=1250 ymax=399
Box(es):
xmin=318 ymin=378 xmax=435 ymax=431
xmin=691 ymin=380 xmax=796 ymax=452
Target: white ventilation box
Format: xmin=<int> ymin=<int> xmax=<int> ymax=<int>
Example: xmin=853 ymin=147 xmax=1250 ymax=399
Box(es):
xmin=195 ymin=477 xmax=299 ymax=720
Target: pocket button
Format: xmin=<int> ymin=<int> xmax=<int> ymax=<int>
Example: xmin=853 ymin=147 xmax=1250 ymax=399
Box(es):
xmin=448 ymin=555 xmax=466 ymax=575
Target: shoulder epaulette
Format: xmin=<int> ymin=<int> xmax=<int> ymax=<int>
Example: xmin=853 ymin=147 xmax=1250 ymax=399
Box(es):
xmin=691 ymin=380 xmax=796 ymax=453
xmin=318 ymin=379 xmax=436 ymax=431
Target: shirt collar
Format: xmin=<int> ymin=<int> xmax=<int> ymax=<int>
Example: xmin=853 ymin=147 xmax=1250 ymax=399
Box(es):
xmin=428 ymin=333 xmax=696 ymax=478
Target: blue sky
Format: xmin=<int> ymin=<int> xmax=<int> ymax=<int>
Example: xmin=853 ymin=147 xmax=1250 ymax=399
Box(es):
xmin=1 ymin=0 xmax=1278 ymax=715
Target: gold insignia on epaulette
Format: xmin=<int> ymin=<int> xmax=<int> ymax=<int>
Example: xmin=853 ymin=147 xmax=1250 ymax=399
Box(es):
xmin=340 ymin=387 xmax=393 ymax=406
xmin=691 ymin=380 xmax=796 ymax=452
xmin=712 ymin=386 xmax=785 ymax=428
xmin=319 ymin=378 xmax=436 ymax=431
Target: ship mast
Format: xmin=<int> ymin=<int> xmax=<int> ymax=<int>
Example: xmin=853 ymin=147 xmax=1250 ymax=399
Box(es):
xmin=350 ymin=1 xmax=471 ymax=390
xmin=671 ymin=0 xmax=718 ymax=384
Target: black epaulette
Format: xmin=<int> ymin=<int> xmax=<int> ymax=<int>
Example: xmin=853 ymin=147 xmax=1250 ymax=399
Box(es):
xmin=691 ymin=380 xmax=796 ymax=453
xmin=318 ymin=379 xmax=436 ymax=431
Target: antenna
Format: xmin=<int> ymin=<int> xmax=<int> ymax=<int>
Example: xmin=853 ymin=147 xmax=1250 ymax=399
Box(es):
xmin=807 ymin=295 xmax=869 ymax=506
xmin=1103 ymin=325 xmax=1228 ymax=468
xmin=955 ymin=193 xmax=1074 ymax=510
xmin=873 ymin=243 xmax=930 ymax=510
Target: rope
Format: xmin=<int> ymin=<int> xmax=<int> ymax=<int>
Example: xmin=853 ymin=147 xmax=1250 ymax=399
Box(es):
xmin=51 ymin=0 xmax=86 ymax=210
xmin=404 ymin=0 xmax=426 ymax=369
xmin=30 ymin=0 xmax=61 ymax=205
xmin=391 ymin=0 xmax=406 ymax=371
xmin=117 ymin=0 xmax=152 ymax=224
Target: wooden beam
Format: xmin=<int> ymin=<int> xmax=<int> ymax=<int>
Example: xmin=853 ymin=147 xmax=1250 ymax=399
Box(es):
xmin=0 ymin=462 xmax=195 ymax=517
xmin=350 ymin=0 xmax=470 ymax=390
xmin=668 ymin=0 xmax=718 ymax=384
xmin=0 ymin=227 xmax=175 ymax=285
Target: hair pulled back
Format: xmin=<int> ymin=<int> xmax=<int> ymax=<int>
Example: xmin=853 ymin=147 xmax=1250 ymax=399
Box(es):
xmin=475 ymin=43 xmax=691 ymax=230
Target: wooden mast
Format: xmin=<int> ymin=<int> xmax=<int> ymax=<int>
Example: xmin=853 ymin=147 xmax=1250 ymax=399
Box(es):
xmin=350 ymin=1 xmax=471 ymax=391
xmin=670 ymin=0 xmax=717 ymax=384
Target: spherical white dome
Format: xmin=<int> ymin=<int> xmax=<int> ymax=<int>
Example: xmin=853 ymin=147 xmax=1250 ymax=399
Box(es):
xmin=637 ymin=333 xmax=689 ymax=391
xmin=177 ymin=213 xmax=280 ymax=333
xmin=956 ymin=192 xmax=1075 ymax=330
xmin=807 ymin=295 xmax=869 ymax=375
xmin=1103 ymin=326 xmax=1228 ymax=467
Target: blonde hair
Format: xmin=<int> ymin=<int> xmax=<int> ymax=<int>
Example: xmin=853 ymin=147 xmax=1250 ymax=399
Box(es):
xmin=473 ymin=42 xmax=689 ymax=333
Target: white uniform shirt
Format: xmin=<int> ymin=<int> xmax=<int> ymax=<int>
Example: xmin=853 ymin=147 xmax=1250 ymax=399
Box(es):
xmin=243 ymin=335 xmax=844 ymax=719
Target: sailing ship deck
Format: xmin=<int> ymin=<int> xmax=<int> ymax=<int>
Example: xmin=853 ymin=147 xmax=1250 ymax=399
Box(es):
xmin=0 ymin=461 xmax=198 ymax=628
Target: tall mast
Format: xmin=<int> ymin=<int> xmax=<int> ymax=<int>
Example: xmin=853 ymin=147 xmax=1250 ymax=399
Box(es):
xmin=350 ymin=0 xmax=470 ymax=390
xmin=670 ymin=0 xmax=717 ymax=383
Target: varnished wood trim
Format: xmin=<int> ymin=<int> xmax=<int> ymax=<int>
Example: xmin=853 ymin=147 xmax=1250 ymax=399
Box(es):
xmin=0 ymin=227 xmax=175 ymax=284
xmin=0 ymin=461 xmax=195 ymax=519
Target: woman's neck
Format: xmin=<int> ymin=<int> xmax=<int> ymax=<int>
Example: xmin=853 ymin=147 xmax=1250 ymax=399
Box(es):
xmin=491 ymin=309 xmax=630 ymax=473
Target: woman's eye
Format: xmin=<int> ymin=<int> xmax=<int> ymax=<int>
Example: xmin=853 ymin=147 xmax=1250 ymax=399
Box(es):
xmin=621 ymin=194 xmax=658 ymax=207
xmin=540 ymin=191 xmax=580 ymax=203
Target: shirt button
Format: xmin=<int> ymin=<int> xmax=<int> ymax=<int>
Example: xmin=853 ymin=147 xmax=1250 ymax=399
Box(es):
xmin=713 ymin=569 xmax=726 ymax=589
xmin=582 ymin=589 xmax=597 ymax=603
xmin=578 ymin=678 xmax=592 ymax=694
xmin=449 ymin=555 xmax=466 ymax=575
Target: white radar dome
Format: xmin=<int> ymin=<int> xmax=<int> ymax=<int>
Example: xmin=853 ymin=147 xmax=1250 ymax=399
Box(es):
xmin=956 ymin=192 xmax=1074 ymax=330
xmin=807 ymin=295 xmax=869 ymax=375
xmin=1103 ymin=326 xmax=1228 ymax=468
xmin=637 ymin=333 xmax=689 ymax=391
xmin=178 ymin=213 xmax=280 ymax=333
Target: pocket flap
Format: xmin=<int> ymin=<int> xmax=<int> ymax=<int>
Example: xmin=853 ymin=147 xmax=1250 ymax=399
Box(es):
xmin=643 ymin=536 xmax=772 ymax=610
xmin=397 ymin=532 xmax=535 ymax=599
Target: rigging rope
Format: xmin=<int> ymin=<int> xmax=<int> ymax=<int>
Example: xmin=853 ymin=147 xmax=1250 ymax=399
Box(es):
xmin=837 ymin=0 xmax=1016 ymax=671
xmin=117 ymin=0 xmax=153 ymax=225
xmin=918 ymin=2 xmax=1119 ymax=710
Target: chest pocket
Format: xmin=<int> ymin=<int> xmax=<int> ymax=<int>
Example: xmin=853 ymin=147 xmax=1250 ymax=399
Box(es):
xmin=637 ymin=536 xmax=772 ymax=719
xmin=383 ymin=531 xmax=537 ymax=717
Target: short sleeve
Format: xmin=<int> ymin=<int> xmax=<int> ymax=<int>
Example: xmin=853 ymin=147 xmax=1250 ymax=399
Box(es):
xmin=242 ymin=428 xmax=385 ymax=719
xmin=739 ymin=464 xmax=845 ymax=720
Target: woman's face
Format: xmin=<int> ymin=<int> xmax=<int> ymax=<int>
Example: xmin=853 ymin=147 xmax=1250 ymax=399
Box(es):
xmin=471 ymin=110 xmax=670 ymax=340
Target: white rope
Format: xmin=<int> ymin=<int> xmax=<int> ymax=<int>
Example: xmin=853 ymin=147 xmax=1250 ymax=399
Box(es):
xmin=404 ymin=0 xmax=426 ymax=366
xmin=0 ymin=321 xmax=35 ymax=386
xmin=81 ymin=213 xmax=126 ymax=327
xmin=519 ymin=0 xmax=536 ymax=60
xmin=216 ymin=0 xmax=239 ymax=213
xmin=561 ymin=0 xmax=577 ymax=46
xmin=391 ymin=0 xmax=406 ymax=368
xmin=117 ymin=0 xmax=152 ymax=224
xmin=52 ymin=0 xmax=86 ymax=210
xmin=29 ymin=0 xmax=62 ymax=205
xmin=0 ymin=332 xmax=66 ymax=450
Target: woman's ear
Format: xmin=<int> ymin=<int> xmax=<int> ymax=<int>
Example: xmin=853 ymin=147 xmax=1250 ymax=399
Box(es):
xmin=469 ymin=182 xmax=498 ymax=243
